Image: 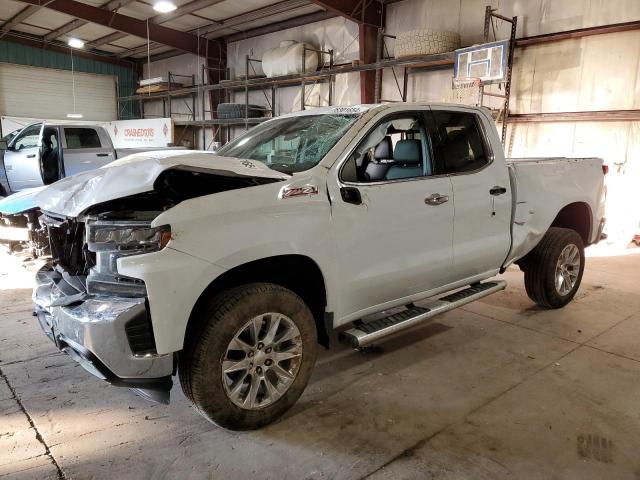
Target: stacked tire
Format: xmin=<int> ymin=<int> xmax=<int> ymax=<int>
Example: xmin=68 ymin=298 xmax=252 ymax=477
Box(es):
xmin=394 ymin=29 xmax=461 ymax=58
xmin=217 ymin=103 xmax=265 ymax=120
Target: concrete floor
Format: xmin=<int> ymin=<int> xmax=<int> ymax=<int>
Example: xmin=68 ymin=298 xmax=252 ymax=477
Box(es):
xmin=1 ymin=246 xmax=640 ymax=480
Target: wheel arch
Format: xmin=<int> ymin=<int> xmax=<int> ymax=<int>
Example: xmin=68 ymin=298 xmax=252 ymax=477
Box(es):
xmin=184 ymin=254 xmax=330 ymax=349
xmin=550 ymin=201 xmax=592 ymax=245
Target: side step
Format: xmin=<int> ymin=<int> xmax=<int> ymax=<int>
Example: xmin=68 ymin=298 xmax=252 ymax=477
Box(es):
xmin=339 ymin=281 xmax=507 ymax=348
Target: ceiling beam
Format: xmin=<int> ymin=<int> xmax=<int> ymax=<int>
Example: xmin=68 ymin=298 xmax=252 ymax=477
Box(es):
xmin=119 ymin=0 xmax=310 ymax=58
xmin=0 ymin=4 xmax=45 ymax=39
xmin=45 ymin=0 xmax=225 ymax=45
xmin=44 ymin=0 xmax=136 ymax=42
xmin=225 ymin=10 xmax=337 ymax=43
xmin=89 ymin=31 xmax=128 ymax=48
xmin=1 ymin=31 xmax=135 ymax=68
xmin=308 ymin=0 xmax=383 ymax=26
xmin=152 ymin=0 xmax=225 ymax=24
xmin=16 ymin=0 xmax=223 ymax=59
xmin=201 ymin=0 xmax=310 ymax=37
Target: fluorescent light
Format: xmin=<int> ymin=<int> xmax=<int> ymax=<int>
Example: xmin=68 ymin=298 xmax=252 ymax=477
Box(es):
xmin=68 ymin=37 xmax=85 ymax=49
xmin=153 ymin=1 xmax=177 ymax=13
xmin=66 ymin=113 xmax=84 ymax=119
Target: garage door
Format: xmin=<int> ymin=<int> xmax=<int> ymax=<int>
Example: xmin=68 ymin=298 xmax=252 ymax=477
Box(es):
xmin=0 ymin=62 xmax=117 ymax=121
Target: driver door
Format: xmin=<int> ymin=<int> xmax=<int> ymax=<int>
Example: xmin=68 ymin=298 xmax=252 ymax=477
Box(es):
xmin=4 ymin=124 xmax=44 ymax=192
xmin=328 ymin=109 xmax=455 ymax=323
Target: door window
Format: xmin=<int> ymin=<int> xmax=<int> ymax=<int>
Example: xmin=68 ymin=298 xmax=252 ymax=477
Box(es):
xmin=64 ymin=128 xmax=102 ymax=149
xmin=11 ymin=124 xmax=41 ymax=150
xmin=341 ymin=113 xmax=432 ymax=183
xmin=431 ymin=111 xmax=489 ymax=174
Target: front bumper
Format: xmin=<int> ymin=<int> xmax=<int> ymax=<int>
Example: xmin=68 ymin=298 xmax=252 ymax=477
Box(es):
xmin=33 ymin=267 xmax=173 ymax=403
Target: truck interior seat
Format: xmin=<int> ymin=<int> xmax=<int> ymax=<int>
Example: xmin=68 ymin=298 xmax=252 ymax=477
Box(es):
xmin=41 ymin=133 xmax=60 ymax=184
xmin=364 ymin=136 xmax=394 ymax=181
xmin=385 ymin=139 xmax=423 ymax=180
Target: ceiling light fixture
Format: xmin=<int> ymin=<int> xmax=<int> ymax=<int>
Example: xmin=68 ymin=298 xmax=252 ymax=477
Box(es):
xmin=66 ymin=48 xmax=83 ymax=119
xmin=153 ymin=1 xmax=177 ymax=13
xmin=67 ymin=37 xmax=85 ymax=49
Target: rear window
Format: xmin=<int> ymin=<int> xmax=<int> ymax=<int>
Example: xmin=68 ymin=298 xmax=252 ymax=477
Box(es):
xmin=431 ymin=111 xmax=488 ymax=174
xmin=64 ymin=128 xmax=101 ymax=149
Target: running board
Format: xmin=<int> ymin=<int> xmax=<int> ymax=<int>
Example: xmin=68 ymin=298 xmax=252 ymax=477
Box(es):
xmin=339 ymin=281 xmax=507 ymax=348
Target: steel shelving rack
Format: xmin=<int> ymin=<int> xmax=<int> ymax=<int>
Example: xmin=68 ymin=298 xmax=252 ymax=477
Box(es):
xmin=117 ymin=44 xmax=456 ymax=149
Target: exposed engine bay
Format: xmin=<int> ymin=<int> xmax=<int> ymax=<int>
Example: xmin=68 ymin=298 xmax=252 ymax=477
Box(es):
xmin=0 ymin=165 xmax=284 ymax=261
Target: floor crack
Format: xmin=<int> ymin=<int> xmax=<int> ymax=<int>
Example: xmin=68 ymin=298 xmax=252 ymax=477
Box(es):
xmin=0 ymin=367 xmax=66 ymax=480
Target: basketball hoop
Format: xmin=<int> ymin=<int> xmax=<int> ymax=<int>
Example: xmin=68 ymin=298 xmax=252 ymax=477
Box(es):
xmin=448 ymin=77 xmax=482 ymax=106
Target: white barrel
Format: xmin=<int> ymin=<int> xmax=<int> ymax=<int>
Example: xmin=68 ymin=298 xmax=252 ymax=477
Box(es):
xmin=262 ymin=41 xmax=319 ymax=78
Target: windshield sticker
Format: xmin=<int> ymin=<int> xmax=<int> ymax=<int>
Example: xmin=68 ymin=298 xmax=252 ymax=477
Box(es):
xmin=332 ymin=106 xmax=365 ymax=115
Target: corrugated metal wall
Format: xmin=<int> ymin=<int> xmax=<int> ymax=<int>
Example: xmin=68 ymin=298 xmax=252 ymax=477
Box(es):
xmin=0 ymin=40 xmax=138 ymax=118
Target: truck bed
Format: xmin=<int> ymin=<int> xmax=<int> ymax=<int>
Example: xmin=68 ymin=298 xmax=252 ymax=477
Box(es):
xmin=504 ymin=157 xmax=606 ymax=265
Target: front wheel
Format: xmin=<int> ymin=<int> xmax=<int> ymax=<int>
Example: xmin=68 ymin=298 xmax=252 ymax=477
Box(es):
xmin=523 ymin=227 xmax=585 ymax=308
xmin=179 ymin=283 xmax=317 ymax=430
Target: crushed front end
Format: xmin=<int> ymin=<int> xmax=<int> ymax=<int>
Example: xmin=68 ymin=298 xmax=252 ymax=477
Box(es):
xmin=0 ymin=209 xmax=49 ymax=257
xmin=33 ymin=212 xmax=174 ymax=403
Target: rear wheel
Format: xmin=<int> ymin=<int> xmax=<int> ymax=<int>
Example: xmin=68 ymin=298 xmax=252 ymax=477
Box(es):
xmin=179 ymin=283 xmax=317 ymax=430
xmin=523 ymin=227 xmax=585 ymax=308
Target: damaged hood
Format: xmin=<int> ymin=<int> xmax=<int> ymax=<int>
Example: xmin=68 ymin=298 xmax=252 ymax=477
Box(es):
xmin=0 ymin=187 xmax=46 ymax=215
xmin=35 ymin=150 xmax=290 ymax=217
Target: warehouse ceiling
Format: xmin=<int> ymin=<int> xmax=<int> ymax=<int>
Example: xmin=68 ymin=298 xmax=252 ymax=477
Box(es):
xmin=0 ymin=0 xmax=349 ymax=62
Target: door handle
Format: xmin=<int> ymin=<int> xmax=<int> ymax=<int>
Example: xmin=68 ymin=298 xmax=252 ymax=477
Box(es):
xmin=96 ymin=153 xmax=110 ymax=157
xmin=340 ymin=186 xmax=362 ymax=205
xmin=424 ymin=193 xmax=449 ymax=206
xmin=26 ymin=154 xmax=36 ymax=158
xmin=490 ymin=186 xmax=507 ymax=196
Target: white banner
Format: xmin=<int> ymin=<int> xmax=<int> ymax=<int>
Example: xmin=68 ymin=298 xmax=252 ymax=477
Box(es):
xmin=105 ymin=118 xmax=174 ymax=149
xmin=1 ymin=116 xmax=175 ymax=149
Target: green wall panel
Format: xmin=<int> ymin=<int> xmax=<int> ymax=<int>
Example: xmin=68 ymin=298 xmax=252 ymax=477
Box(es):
xmin=0 ymin=40 xmax=138 ymax=118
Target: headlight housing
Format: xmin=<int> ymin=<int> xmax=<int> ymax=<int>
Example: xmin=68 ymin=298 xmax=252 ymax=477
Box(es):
xmin=87 ymin=221 xmax=171 ymax=252
xmin=85 ymin=221 xmax=171 ymax=297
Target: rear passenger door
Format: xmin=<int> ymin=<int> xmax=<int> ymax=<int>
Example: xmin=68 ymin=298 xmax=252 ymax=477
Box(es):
xmin=62 ymin=127 xmax=115 ymax=176
xmin=429 ymin=107 xmax=512 ymax=280
xmin=328 ymin=110 xmax=455 ymax=322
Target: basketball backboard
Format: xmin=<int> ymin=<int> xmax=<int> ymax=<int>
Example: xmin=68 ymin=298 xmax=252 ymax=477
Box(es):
xmin=454 ymin=40 xmax=509 ymax=85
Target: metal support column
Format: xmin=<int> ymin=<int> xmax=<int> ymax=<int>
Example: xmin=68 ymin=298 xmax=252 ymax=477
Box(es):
xmin=328 ymin=48 xmax=334 ymax=106
xmin=300 ymin=47 xmax=306 ymax=110
xmin=501 ymin=16 xmax=518 ymax=143
xmin=402 ymin=68 xmax=409 ymax=101
xmin=245 ymin=55 xmax=250 ymax=129
xmin=374 ymin=27 xmax=383 ymax=103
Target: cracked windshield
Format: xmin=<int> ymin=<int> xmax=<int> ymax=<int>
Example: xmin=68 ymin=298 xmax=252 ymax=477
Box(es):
xmin=216 ymin=113 xmax=361 ymax=174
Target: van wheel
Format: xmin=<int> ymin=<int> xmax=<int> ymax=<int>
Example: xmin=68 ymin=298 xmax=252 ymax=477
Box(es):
xmin=179 ymin=283 xmax=317 ymax=430
xmin=523 ymin=227 xmax=585 ymax=308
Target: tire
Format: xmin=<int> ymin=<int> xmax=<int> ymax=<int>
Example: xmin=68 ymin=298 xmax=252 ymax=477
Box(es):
xmin=523 ymin=227 xmax=585 ymax=308
xmin=394 ymin=29 xmax=461 ymax=58
xmin=179 ymin=283 xmax=317 ymax=430
xmin=217 ymin=103 xmax=265 ymax=119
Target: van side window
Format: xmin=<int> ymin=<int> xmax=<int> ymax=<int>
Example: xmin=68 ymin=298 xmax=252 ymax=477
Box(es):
xmin=65 ymin=128 xmax=101 ymax=149
xmin=431 ymin=111 xmax=488 ymax=174
xmin=341 ymin=114 xmax=432 ymax=183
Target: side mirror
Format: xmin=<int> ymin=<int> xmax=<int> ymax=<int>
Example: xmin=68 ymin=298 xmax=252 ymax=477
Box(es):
xmin=0 ymin=140 xmax=7 ymax=150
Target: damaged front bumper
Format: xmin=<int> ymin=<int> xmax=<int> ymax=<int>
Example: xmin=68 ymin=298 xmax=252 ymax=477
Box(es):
xmin=33 ymin=267 xmax=174 ymax=403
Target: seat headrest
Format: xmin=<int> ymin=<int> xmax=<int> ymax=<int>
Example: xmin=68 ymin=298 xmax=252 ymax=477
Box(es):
xmin=393 ymin=139 xmax=422 ymax=165
xmin=374 ymin=136 xmax=392 ymax=159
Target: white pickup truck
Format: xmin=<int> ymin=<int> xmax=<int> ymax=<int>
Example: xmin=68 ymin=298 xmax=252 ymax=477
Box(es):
xmin=29 ymin=104 xmax=606 ymax=430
